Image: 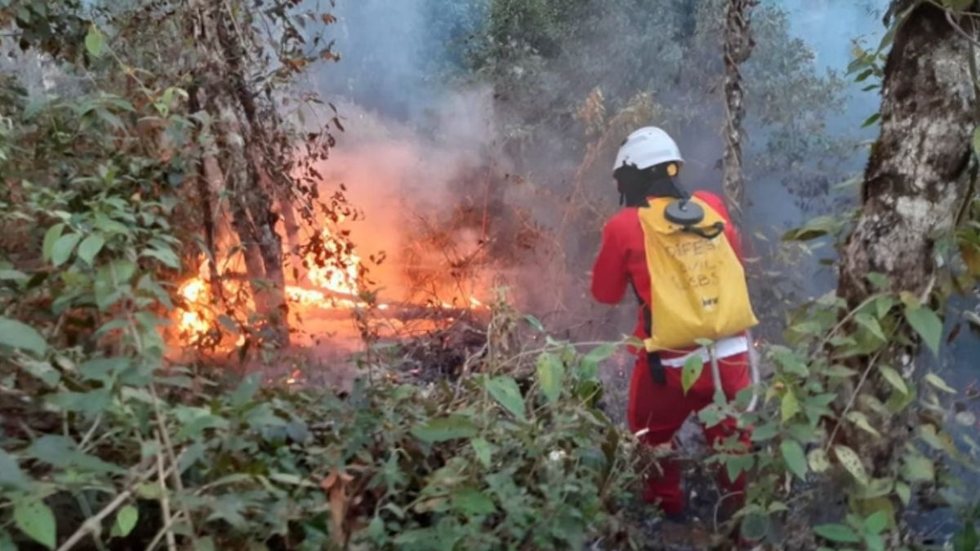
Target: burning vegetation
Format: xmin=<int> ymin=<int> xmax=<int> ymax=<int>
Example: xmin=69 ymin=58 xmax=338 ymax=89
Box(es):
xmin=5 ymin=1 xmax=980 ymax=551
xmin=167 ymin=158 xmax=536 ymax=366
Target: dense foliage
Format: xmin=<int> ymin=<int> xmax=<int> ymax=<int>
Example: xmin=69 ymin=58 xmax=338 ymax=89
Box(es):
xmin=0 ymin=1 xmax=642 ymax=549
xmin=2 ymin=1 xmax=980 ymax=551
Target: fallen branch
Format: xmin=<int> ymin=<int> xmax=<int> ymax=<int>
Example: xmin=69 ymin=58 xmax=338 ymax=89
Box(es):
xmin=154 ymin=433 xmax=177 ymax=551
xmin=145 ymin=512 xmax=186 ymax=551
xmin=55 ymin=458 xmax=168 ymax=551
xmin=150 ymin=385 xmax=197 ymax=538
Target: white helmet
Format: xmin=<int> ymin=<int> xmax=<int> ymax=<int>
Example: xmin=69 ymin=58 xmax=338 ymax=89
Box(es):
xmin=612 ymin=126 xmax=684 ymax=173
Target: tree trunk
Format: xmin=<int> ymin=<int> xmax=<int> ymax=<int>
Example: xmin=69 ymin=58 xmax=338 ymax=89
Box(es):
xmin=834 ymin=3 xmax=976 ymax=487
xmin=722 ymin=0 xmax=757 ymax=217
xmin=838 ymin=3 xmax=976 ymax=306
xmin=183 ymin=0 xmax=292 ymax=347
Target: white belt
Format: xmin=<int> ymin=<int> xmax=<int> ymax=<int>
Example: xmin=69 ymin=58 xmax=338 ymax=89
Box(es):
xmin=660 ymin=335 xmax=749 ymax=368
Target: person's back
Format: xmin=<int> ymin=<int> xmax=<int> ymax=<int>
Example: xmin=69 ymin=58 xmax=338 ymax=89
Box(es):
xmin=589 ymin=126 xmax=756 ymax=524
xmin=591 ymin=189 xmax=744 ymax=356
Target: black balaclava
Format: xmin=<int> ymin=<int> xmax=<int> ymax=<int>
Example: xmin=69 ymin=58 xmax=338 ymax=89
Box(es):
xmin=613 ymin=163 xmax=686 ymax=207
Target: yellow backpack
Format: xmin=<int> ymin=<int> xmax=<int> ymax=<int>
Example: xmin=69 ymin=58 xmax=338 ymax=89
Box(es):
xmin=638 ymin=196 xmax=758 ymax=353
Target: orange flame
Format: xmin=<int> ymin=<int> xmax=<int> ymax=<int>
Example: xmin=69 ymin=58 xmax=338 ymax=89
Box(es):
xmin=172 ymin=224 xmax=488 ymax=348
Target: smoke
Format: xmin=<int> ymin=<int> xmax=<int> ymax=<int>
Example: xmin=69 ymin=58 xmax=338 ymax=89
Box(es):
xmin=304 ymin=89 xmax=509 ymax=306
xmin=298 ymin=0 xmax=894 ymax=336
xmin=299 ymin=0 xmax=547 ymax=310
xmin=742 ymin=0 xmax=889 ymax=301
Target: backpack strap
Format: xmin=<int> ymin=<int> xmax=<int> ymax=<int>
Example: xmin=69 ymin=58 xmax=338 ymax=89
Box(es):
xmin=631 ymin=281 xmax=666 ymax=386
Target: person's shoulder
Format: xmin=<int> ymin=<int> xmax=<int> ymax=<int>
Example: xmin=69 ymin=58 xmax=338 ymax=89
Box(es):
xmin=692 ymin=190 xmax=732 ymax=218
xmin=692 ymin=190 xmax=725 ymax=208
xmin=604 ymin=207 xmax=639 ymax=231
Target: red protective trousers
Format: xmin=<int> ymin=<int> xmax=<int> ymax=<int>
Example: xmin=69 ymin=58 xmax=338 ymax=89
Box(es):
xmin=627 ymin=349 xmax=751 ymax=516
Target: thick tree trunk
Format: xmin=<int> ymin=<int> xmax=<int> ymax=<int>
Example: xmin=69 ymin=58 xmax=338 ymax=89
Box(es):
xmin=838 ymin=3 xmax=976 ymax=305
xmin=834 ymin=4 xmax=976 ymax=488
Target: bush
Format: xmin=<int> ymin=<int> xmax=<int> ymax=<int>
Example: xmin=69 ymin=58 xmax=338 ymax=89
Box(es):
xmin=0 ymin=323 xmax=640 ymax=550
xmin=0 ymin=59 xmax=641 ymax=550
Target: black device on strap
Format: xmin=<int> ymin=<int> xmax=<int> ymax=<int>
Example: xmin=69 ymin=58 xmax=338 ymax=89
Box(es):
xmin=682 ymin=221 xmax=725 ymax=239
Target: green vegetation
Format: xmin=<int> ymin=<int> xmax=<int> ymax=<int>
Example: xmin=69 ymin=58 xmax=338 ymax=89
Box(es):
xmin=1 ymin=0 xmax=980 ymax=550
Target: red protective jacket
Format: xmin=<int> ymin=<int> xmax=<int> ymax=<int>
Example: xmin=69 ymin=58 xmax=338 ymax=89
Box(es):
xmin=590 ymin=191 xmax=744 ymax=359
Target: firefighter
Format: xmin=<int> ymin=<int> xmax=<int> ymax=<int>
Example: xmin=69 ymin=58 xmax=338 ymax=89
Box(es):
xmin=590 ymin=126 xmax=754 ymax=520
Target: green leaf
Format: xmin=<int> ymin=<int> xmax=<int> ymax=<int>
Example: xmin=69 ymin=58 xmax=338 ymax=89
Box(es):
xmin=834 ymin=445 xmax=870 ymax=485
xmin=825 ymin=365 xmax=859 ymax=378
xmin=580 ymin=343 xmax=615 ymax=379
xmin=14 ymin=500 xmax=56 ymax=550
xmin=895 ymin=481 xmax=911 ymax=505
xmin=781 ymin=390 xmax=801 ymax=422
xmin=924 ymin=373 xmax=956 ymax=394
xmin=807 ymin=448 xmax=831 ymax=473
xmin=740 ymin=510 xmax=770 ymax=542
xmin=485 ymin=376 xmax=526 ymax=421
xmin=725 ymin=454 xmax=754 ymax=483
xmin=901 ymin=453 xmax=935 ymax=483
xmin=0 ymin=269 xmax=28 ymax=282
xmin=865 ymin=533 xmax=886 ymax=551
xmin=813 ymin=523 xmax=861 ymax=543
xmin=854 ymin=68 xmax=874 ymax=82
xmin=856 ymin=478 xmax=894 ymax=500
xmin=450 ymin=488 xmax=496 ymax=516
xmin=142 ymin=247 xmax=181 ymax=269
xmin=85 ymin=25 xmax=105 ymax=57
xmin=77 ymin=233 xmax=106 ymax=265
xmin=79 ymin=357 xmax=130 ymax=382
xmin=772 ymin=346 xmax=809 ymax=377
xmin=855 ymin=313 xmax=886 ymax=341
xmin=877 ymin=366 xmax=908 ymax=395
xmin=525 ymin=315 xmax=544 ymax=332
xmin=0 ymin=317 xmax=47 ymax=356
xmin=228 ymin=373 xmax=260 ymax=408
xmin=862 ymin=112 xmax=881 ymax=128
xmin=783 ymin=215 xmax=841 ymax=241
xmin=781 ymin=440 xmax=808 ymax=480
xmin=864 ymin=510 xmax=889 ymax=534
xmin=98 ymin=259 xmax=136 ymax=286
xmin=973 ymin=126 xmax=980 ymax=159
xmin=904 ymin=305 xmax=943 ymax=357
xmin=113 ymin=505 xmax=139 ymax=537
xmin=768 ymin=502 xmax=789 ymax=513
xmin=51 ymin=232 xmax=82 ymax=267
xmin=846 ymin=411 xmax=881 ymax=438
xmin=698 ymin=404 xmax=725 ymax=428
xmin=866 ymin=272 xmax=890 ymax=290
xmin=750 ymin=422 xmax=779 ymax=442
xmin=26 ymin=434 xmax=124 ymax=475
xmin=0 ymin=449 xmax=29 ymax=490
xmin=681 ymin=354 xmax=703 ymax=395
xmin=536 ymin=352 xmax=564 ymax=404
xmin=42 ymin=224 xmax=65 ymax=262
xmin=471 ymin=437 xmax=493 ymax=468
xmin=411 ymin=415 xmax=478 ymax=443
xmin=875 ymin=296 xmax=896 ymax=318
